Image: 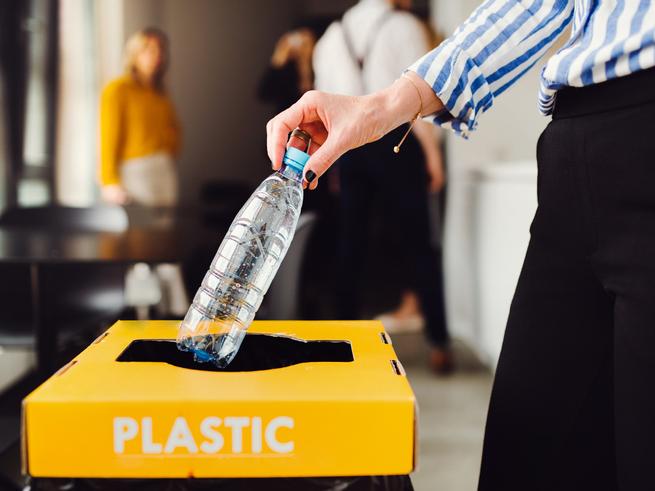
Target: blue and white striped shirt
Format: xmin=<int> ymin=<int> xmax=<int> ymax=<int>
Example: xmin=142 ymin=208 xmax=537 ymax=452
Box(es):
xmin=408 ymin=0 xmax=655 ymax=137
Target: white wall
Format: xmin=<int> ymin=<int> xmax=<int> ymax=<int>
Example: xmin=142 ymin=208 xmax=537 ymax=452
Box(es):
xmin=56 ymin=0 xmax=97 ymax=206
xmin=162 ymin=0 xmax=301 ymax=204
xmin=96 ymin=0 xmax=124 ymax=86
xmin=123 ymin=0 xmax=163 ymax=39
xmin=431 ymin=0 xmax=568 ymax=358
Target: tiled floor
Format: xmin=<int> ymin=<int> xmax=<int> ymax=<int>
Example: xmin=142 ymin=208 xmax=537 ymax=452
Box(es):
xmin=391 ymin=333 xmax=494 ymax=491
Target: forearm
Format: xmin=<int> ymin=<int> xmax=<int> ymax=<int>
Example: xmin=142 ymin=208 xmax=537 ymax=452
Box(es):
xmin=99 ymin=135 xmax=121 ymax=185
xmin=99 ymin=87 xmax=123 ymax=186
xmin=99 ymin=130 xmax=121 ymax=186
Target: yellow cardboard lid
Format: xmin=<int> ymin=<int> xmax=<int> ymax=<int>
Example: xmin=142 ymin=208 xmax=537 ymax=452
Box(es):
xmin=23 ymin=320 xmax=416 ymax=478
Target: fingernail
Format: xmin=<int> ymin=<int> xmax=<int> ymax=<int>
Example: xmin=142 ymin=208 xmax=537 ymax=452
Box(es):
xmin=305 ymin=170 xmax=316 ymax=183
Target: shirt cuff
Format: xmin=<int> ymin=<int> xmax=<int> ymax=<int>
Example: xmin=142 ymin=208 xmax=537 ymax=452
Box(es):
xmin=406 ymin=43 xmax=493 ymax=139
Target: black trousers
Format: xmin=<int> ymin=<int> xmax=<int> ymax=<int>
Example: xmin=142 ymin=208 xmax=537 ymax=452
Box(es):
xmin=337 ymin=126 xmax=449 ymax=347
xmin=479 ymin=67 xmax=655 ymax=490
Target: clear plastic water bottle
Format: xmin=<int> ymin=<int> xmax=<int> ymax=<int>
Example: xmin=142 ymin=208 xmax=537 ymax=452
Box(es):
xmin=177 ymin=129 xmax=311 ymax=367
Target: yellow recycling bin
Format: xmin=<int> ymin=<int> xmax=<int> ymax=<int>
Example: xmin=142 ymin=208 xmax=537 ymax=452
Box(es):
xmin=22 ymin=320 xmax=416 ymax=479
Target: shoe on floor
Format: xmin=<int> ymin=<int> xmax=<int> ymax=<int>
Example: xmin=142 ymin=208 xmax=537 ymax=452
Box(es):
xmin=430 ymin=347 xmax=455 ymax=375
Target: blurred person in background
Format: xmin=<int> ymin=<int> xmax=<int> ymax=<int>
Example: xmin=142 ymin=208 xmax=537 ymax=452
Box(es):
xmin=313 ymin=0 xmax=450 ymax=373
xmin=258 ymin=27 xmax=317 ymax=114
xmin=99 ymin=27 xmax=181 ymax=207
xmin=99 ymin=27 xmax=186 ymax=318
xmin=258 ymin=23 xmax=338 ymax=214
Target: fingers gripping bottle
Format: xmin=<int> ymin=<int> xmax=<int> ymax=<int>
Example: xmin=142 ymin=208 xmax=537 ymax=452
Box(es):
xmin=177 ymin=129 xmax=311 ymax=367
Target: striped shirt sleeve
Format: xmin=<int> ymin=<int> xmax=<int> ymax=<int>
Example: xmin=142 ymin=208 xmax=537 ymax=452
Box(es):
xmin=408 ymin=0 xmax=574 ymax=137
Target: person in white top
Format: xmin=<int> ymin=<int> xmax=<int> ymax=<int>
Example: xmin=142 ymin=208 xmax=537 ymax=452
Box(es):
xmin=313 ymin=0 xmax=451 ymax=373
xmin=314 ymin=0 xmax=425 ymax=94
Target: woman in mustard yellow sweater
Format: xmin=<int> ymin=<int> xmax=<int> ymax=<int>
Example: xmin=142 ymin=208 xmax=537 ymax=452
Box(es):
xmin=100 ymin=28 xmax=181 ymax=206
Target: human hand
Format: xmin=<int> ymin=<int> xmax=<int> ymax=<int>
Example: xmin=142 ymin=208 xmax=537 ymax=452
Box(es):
xmin=266 ymin=72 xmax=444 ymax=190
xmin=266 ymin=92 xmax=384 ymax=190
xmin=271 ymin=30 xmax=314 ymax=67
xmin=271 ymin=33 xmax=294 ymax=68
xmin=101 ymin=184 xmax=129 ymax=205
xmin=287 ymin=29 xmax=314 ymax=53
xmin=291 ymin=29 xmax=316 ymax=93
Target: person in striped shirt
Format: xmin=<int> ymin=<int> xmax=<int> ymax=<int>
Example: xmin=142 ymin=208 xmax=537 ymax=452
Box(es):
xmin=267 ymin=1 xmax=655 ymax=488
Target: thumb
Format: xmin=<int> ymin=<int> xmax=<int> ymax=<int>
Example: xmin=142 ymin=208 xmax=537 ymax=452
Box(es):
xmin=302 ymin=136 xmax=343 ymax=188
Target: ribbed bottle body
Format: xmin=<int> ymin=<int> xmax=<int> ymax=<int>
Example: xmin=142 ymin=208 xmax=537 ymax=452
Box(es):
xmin=177 ymin=169 xmax=303 ymax=367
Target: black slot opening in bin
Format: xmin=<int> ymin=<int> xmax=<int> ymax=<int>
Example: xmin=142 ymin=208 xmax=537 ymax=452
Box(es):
xmin=116 ymin=334 xmax=354 ymax=372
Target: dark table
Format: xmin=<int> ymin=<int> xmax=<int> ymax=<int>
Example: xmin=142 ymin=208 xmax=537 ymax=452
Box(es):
xmin=0 ymin=209 xmax=227 ymax=375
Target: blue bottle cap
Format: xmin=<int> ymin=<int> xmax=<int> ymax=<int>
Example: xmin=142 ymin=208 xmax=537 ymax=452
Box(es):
xmin=283 ymin=146 xmax=310 ymax=174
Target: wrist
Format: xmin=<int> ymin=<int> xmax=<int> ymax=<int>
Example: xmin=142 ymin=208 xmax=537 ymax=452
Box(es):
xmin=360 ymin=84 xmax=414 ymax=140
xmin=369 ymin=74 xmax=443 ymax=130
xmin=403 ymin=70 xmax=444 ymax=115
xmin=380 ymin=79 xmax=421 ymax=130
